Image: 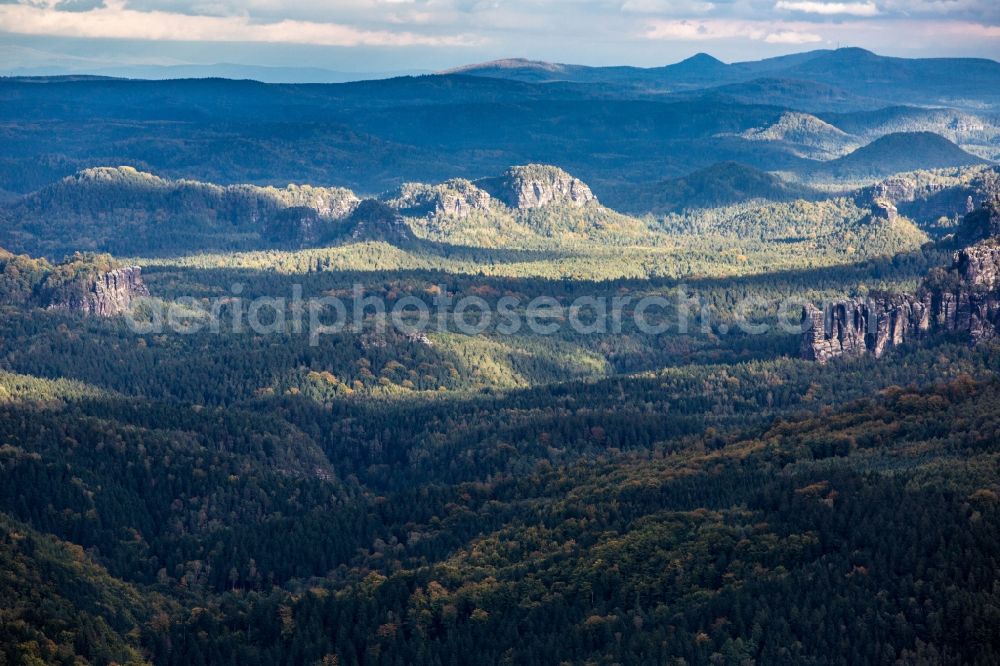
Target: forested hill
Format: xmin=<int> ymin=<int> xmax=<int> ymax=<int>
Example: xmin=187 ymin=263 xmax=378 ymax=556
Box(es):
xmin=807 ymin=132 xmax=988 ymax=179
xmin=0 ymin=163 xmax=957 ymax=258
xmin=604 ymin=162 xmax=817 ymax=214
xmin=0 ymin=166 xmax=361 ymax=256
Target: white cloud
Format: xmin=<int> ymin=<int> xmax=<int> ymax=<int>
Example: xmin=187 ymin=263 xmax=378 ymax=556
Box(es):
xmin=620 ymin=0 xmax=716 ymax=14
xmin=774 ymin=1 xmax=880 ymax=16
xmin=935 ymin=21 xmax=1000 ymax=38
xmin=765 ymin=29 xmax=823 ymax=42
xmin=645 ymin=18 xmax=823 ymax=43
xmin=0 ymin=0 xmax=478 ymax=46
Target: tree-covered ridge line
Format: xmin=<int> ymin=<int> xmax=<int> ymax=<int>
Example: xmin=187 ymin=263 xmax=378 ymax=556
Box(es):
xmin=5 ymin=163 xmax=997 ymax=262
xmin=0 ymin=166 xmax=361 ymax=257
xmin=274 ymin=377 xmax=999 ymax=666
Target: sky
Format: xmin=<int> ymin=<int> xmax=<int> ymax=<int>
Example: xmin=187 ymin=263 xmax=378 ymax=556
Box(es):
xmin=1 ymin=0 xmax=999 ymax=77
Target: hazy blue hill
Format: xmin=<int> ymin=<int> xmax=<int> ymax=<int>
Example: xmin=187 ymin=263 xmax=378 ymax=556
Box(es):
xmin=0 ymin=74 xmax=808 ymax=194
xmin=0 ymin=73 xmax=576 ymax=120
xmin=446 ymin=48 xmax=1000 ymax=109
xmin=690 ymin=77 xmax=883 ymax=113
xmin=448 ymin=51 xmax=777 ymax=90
xmin=449 ymin=50 xmax=803 ymax=88
xmin=820 ymin=106 xmax=1000 ymax=161
xmin=809 ymin=131 xmax=989 ymax=180
xmin=728 ymin=111 xmax=859 ymax=160
xmin=670 ymin=52 xmax=726 ymax=71
xmin=724 ymin=48 xmax=832 ymax=74
xmin=605 ymin=161 xmax=817 ymax=213
xmin=87 ymin=63 xmax=425 ymax=83
xmin=652 ymin=52 xmax=730 ymax=87
xmin=781 ymin=48 xmax=1000 ymax=100
xmin=442 ymin=59 xmax=650 ymax=84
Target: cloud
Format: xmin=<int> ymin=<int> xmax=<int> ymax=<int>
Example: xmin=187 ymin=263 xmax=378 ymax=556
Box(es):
xmin=879 ymin=0 xmax=1000 ymax=20
xmin=935 ymin=21 xmax=1000 ymax=38
xmin=0 ymin=0 xmax=478 ymax=46
xmin=645 ymin=18 xmax=822 ymax=43
xmin=765 ymin=29 xmax=823 ymax=42
xmin=619 ymin=0 xmax=716 ymax=14
xmin=53 ymin=0 xmax=107 ymax=11
xmin=774 ymin=1 xmax=880 ymax=16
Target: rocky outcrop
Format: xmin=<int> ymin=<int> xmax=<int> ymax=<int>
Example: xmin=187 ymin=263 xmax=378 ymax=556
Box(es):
xmin=955 ymin=242 xmax=1000 ymax=291
xmin=801 ymin=293 xmax=933 ymax=362
xmin=347 ymin=200 xmax=413 ymax=242
xmin=386 ymin=180 xmax=493 ymax=219
xmin=869 ymin=198 xmax=898 ymax=222
xmin=855 ymin=167 xmax=1000 ymax=229
xmin=802 ymin=238 xmax=1000 ymax=362
xmin=275 ymin=185 xmax=360 ymax=221
xmin=480 ymin=165 xmax=597 ymax=210
xmin=434 ymin=181 xmax=493 ymax=217
xmin=384 ymin=166 xmax=598 ymax=218
xmin=47 ymin=266 xmax=150 ymax=317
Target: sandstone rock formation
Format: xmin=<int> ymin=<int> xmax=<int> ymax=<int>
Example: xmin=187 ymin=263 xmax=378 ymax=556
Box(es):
xmin=275 ymin=185 xmax=360 ymax=221
xmin=480 ymin=165 xmax=597 ymax=210
xmin=347 ymin=200 xmax=414 ymax=242
xmin=803 ymin=203 xmax=1000 ymax=362
xmin=386 ymin=180 xmax=493 ymax=219
xmin=801 ymin=293 xmax=932 ymax=363
xmin=432 ymin=180 xmax=494 ymax=217
xmin=854 ymin=166 xmax=999 ymax=229
xmin=47 ymin=266 xmax=150 ymax=317
xmin=869 ymin=198 xmax=898 ymax=222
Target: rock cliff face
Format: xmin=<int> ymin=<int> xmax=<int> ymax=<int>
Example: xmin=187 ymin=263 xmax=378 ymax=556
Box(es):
xmin=869 ymin=198 xmax=898 ymax=222
xmin=387 ymin=180 xmax=493 ymax=219
xmin=481 ymin=165 xmax=597 ymax=210
xmin=854 ymin=167 xmax=1000 ymax=229
xmin=802 ymin=222 xmax=1000 ymax=362
xmin=801 ymin=293 xmax=933 ymax=362
xmin=347 ymin=200 xmax=414 ymax=242
xmin=434 ymin=181 xmax=494 ymax=217
xmin=276 ymin=185 xmax=360 ymax=221
xmin=47 ymin=266 xmax=150 ymax=317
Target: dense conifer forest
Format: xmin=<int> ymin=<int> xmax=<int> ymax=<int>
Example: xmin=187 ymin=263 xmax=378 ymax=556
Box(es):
xmin=2 ymin=48 xmax=1000 ymax=665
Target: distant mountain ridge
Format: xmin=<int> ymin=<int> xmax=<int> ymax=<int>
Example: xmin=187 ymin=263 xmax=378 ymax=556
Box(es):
xmin=447 ymin=48 xmax=1000 ymax=109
